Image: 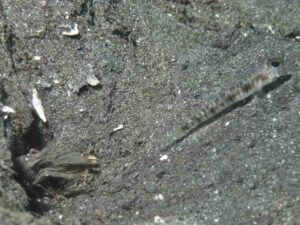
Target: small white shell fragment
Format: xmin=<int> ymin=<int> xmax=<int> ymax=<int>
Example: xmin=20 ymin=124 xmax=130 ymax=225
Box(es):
xmin=0 ymin=103 xmax=15 ymax=119
xmin=154 ymin=194 xmax=164 ymax=201
xmin=1 ymin=105 xmax=15 ymax=114
xmin=113 ymin=124 xmax=124 ymax=132
xmin=87 ymin=154 xmax=97 ymax=164
xmin=214 ymin=218 xmax=220 ymax=223
xmin=53 ymin=79 xmax=61 ymax=84
xmin=84 ymin=64 xmax=100 ymax=86
xmin=154 ymin=215 xmax=165 ymax=223
xmin=159 ymin=154 xmax=169 ymax=162
xmin=32 ymin=88 xmax=47 ymax=122
xmin=78 ymin=107 xmax=86 ymax=113
xmin=86 ymin=72 xmax=100 ymax=86
xmin=34 ymin=56 xmax=41 ymax=61
xmin=69 ymin=64 xmax=100 ymax=93
xmin=62 ymin=23 xmax=79 ymax=36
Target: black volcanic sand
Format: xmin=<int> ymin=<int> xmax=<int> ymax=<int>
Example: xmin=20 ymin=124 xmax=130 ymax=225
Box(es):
xmin=0 ymin=1 xmax=299 ymax=224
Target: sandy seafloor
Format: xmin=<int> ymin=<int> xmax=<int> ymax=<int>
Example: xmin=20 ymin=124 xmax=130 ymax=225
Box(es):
xmin=0 ymin=0 xmax=299 ymax=224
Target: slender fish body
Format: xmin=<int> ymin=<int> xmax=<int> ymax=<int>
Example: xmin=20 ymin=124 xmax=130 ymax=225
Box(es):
xmin=159 ymin=65 xmax=279 ymax=151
